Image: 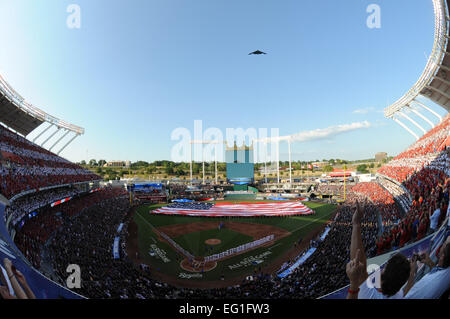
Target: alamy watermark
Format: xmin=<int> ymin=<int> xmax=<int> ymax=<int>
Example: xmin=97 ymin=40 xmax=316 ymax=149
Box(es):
xmin=66 ymin=264 xmax=81 ymax=289
xmin=67 ymin=4 xmax=81 ymax=29
xmin=170 ymin=120 xmax=281 ymax=163
xmin=64 ymin=5 xmax=379 ymax=32
xmin=367 ymin=4 xmax=381 ymax=29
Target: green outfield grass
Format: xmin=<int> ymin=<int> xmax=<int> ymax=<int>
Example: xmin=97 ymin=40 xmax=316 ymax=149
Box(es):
xmin=132 ymin=200 xmax=336 ymax=283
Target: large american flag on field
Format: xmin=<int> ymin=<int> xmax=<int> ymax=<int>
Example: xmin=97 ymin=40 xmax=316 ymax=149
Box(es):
xmin=151 ymin=201 xmax=314 ymax=217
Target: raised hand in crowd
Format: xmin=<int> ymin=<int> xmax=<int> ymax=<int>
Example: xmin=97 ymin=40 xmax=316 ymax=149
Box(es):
xmin=1 ymin=258 xmax=35 ymax=299
xmin=346 ymin=249 xmax=366 ymax=299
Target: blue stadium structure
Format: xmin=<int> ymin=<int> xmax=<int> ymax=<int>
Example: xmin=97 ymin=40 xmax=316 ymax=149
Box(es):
xmin=225 ymin=143 xmax=255 ymax=187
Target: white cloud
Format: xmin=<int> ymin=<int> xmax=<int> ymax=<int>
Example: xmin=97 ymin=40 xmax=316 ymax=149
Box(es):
xmin=372 ymin=120 xmax=389 ymax=127
xmin=255 ymin=121 xmax=372 ymax=143
xmin=352 ymin=107 xmax=382 ymax=114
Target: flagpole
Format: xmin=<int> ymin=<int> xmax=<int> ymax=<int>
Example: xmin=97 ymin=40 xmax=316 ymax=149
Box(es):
xmin=264 ymin=142 xmax=267 ymax=184
xmin=277 ymin=140 xmax=280 ymax=184
xmin=288 ymin=138 xmax=292 ymax=185
xmin=215 ymin=145 xmax=218 ymax=184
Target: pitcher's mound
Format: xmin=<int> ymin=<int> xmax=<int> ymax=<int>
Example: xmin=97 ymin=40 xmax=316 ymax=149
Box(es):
xmin=205 ymin=239 xmax=221 ymax=245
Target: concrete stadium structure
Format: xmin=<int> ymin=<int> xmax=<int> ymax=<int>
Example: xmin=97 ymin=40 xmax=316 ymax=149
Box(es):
xmin=0 ymin=74 xmax=84 ymax=155
xmin=384 ymin=0 xmax=450 ymax=139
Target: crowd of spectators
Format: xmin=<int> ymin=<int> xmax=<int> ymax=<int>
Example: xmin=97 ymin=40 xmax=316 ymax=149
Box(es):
xmin=2 ymin=114 xmax=449 ymax=299
xmin=378 ymin=153 xmax=446 ymax=183
xmin=10 ymin=180 xmax=447 ymax=299
xmin=165 ymin=202 xmax=214 ymax=210
xmin=376 ymin=177 xmax=411 ymax=213
xmin=345 ymin=200 xmax=449 ymax=300
xmin=360 ymin=117 xmax=450 ymax=256
xmin=11 ymin=187 xmax=378 ymax=299
xmin=4 ymin=186 xmax=85 ymax=226
xmin=374 ymin=169 xmax=449 ymax=255
xmin=0 ymin=125 xmax=101 ymax=199
xmin=392 ymin=115 xmax=450 ymax=160
xmin=351 ymin=182 xmax=403 ymax=228
xmin=378 ymin=114 xmax=449 ymax=183
xmin=0 ymin=162 xmax=100 ymax=199
xmin=0 ymin=125 xmax=78 ymax=165
xmin=352 ymin=182 xmax=395 ymax=206
xmin=316 ymin=184 xmax=355 ymax=196
xmin=47 ymin=195 xmax=139 ymax=298
xmin=13 ymin=188 xmax=126 ymax=270
xmin=168 ymin=184 xmax=221 ymax=201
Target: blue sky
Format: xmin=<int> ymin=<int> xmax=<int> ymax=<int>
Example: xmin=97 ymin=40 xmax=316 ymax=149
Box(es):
xmin=0 ymin=0 xmax=447 ymax=163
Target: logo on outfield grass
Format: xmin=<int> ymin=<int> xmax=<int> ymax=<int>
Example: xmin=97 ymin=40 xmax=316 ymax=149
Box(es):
xmin=179 ymin=273 xmax=203 ymax=279
xmin=228 ymin=251 xmax=272 ymax=270
xmin=149 ymin=244 xmax=170 ymax=263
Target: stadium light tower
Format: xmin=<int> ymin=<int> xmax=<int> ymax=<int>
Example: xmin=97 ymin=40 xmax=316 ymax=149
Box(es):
xmin=202 ymin=150 xmax=205 ymax=185
xmin=288 ymin=137 xmax=292 ymax=185
xmin=276 ymin=140 xmax=280 ymax=184
xmin=264 ymin=153 xmax=267 ymax=184
xmin=262 ymin=140 xmax=268 ymax=184
xmin=190 ymin=140 xmax=223 ymax=185
xmin=255 ymin=135 xmax=293 ymax=185
xmin=254 ymin=136 xmax=281 ymax=185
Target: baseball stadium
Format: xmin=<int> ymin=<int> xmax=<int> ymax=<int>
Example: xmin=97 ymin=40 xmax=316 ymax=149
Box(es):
xmin=0 ymin=0 xmax=449 ymax=303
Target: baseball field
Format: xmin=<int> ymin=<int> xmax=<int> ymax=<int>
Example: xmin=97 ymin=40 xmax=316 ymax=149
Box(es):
xmin=127 ymin=200 xmax=336 ymax=288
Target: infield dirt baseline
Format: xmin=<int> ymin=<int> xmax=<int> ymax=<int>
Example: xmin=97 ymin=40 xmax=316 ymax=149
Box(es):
xmin=153 ymin=220 xmax=291 ymax=272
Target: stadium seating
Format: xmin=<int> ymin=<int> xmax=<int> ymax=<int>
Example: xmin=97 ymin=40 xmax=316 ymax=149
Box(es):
xmin=4 ymin=186 xmax=84 ymax=227
xmin=378 ymin=114 xmax=449 ymax=183
xmin=13 ymin=188 xmax=127 ymax=270
xmin=371 ymin=116 xmax=449 ymax=255
xmin=316 ymin=183 xmax=355 ymax=196
xmin=376 ymin=177 xmax=411 ymax=213
xmin=2 ymin=114 xmax=449 ymax=299
xmin=8 ymin=166 xmax=449 ymax=299
xmin=0 ymin=125 xmax=101 ymax=199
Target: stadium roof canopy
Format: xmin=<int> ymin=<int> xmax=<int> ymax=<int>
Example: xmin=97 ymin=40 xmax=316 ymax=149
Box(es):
xmin=0 ymin=73 xmax=84 ymax=155
xmin=384 ymin=0 xmax=450 ymax=139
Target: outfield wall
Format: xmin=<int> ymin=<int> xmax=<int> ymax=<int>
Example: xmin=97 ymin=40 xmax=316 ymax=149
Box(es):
xmin=204 ymin=235 xmax=274 ymax=262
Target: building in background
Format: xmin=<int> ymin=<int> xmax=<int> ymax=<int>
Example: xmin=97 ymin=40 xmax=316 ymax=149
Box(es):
xmin=104 ymin=160 xmax=131 ymax=168
xmin=311 ymin=161 xmax=329 ymax=169
xmin=375 ymin=152 xmax=387 ymax=162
